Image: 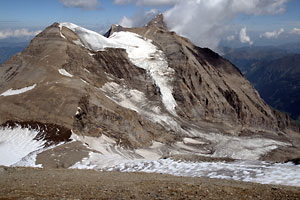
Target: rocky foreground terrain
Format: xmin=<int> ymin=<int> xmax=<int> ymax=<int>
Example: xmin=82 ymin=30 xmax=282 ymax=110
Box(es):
xmin=1 ymin=166 xmax=300 ymax=200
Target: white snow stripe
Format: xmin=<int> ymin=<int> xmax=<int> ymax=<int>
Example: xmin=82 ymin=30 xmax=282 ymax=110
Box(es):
xmin=0 ymin=84 xmax=36 ymax=96
xmin=58 ymin=69 xmax=73 ymax=77
xmin=59 ymin=24 xmax=66 ymax=39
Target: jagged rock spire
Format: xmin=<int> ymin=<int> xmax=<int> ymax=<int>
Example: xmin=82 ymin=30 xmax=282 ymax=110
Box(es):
xmin=146 ymin=13 xmax=167 ymax=29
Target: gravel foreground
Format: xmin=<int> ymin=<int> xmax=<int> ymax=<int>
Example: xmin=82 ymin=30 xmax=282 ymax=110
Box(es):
xmin=0 ymin=166 xmax=300 ymax=199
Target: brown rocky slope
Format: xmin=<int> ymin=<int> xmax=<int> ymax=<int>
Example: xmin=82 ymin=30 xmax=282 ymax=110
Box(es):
xmin=1 ymin=166 xmax=300 ymax=200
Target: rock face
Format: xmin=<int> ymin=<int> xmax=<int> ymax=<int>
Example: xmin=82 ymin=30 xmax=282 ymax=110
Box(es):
xmin=0 ymin=14 xmax=300 ymax=163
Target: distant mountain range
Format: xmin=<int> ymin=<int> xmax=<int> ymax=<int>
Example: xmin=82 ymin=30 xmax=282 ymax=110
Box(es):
xmin=223 ymin=44 xmax=300 ymax=126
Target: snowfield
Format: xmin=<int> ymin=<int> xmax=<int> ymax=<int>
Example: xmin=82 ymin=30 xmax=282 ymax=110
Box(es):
xmin=0 ymin=84 xmax=36 ymax=96
xmin=102 ymin=159 xmax=300 ymax=187
xmin=59 ymin=22 xmax=177 ymax=115
xmin=0 ymin=125 xmax=299 ymax=187
xmin=70 ymin=132 xmax=300 ymax=187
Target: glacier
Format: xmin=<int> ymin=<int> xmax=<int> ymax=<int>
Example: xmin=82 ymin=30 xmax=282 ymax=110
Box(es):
xmin=59 ymin=22 xmax=177 ymax=115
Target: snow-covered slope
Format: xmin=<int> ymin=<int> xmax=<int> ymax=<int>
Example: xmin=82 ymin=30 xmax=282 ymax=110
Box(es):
xmin=0 ymin=126 xmax=45 ymax=166
xmin=59 ymin=22 xmax=177 ymax=114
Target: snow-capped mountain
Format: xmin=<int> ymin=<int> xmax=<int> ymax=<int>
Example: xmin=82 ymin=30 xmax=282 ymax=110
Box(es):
xmin=0 ymin=14 xmax=300 ymax=186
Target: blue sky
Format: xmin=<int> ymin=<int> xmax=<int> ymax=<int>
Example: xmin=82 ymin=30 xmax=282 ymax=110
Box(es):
xmin=0 ymin=0 xmax=299 ymax=48
xmin=0 ymin=0 xmax=133 ymax=29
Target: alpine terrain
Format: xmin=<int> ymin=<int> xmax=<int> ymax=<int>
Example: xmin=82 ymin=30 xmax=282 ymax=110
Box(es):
xmin=1 ymin=14 xmax=300 ymax=188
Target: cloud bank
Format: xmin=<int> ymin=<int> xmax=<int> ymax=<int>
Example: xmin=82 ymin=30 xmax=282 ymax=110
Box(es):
xmin=226 ymin=35 xmax=235 ymax=41
xmin=0 ymin=29 xmax=41 ymax=40
xmin=291 ymin=28 xmax=300 ymax=35
xmin=260 ymin=28 xmax=284 ymax=39
xmin=164 ymin=0 xmax=287 ymax=50
xmin=59 ymin=0 xmax=100 ymax=10
xmin=118 ymin=0 xmax=288 ymax=51
xmin=114 ymin=0 xmax=179 ymax=6
xmin=119 ymin=9 xmax=158 ymax=28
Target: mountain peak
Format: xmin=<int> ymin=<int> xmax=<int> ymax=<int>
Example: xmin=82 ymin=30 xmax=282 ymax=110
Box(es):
xmin=104 ymin=24 xmax=126 ymax=38
xmin=146 ymin=13 xmax=167 ymax=29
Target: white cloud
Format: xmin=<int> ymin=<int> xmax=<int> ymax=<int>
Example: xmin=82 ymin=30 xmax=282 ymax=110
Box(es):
xmin=119 ymin=9 xmax=158 ymax=28
xmin=114 ymin=0 xmax=179 ymax=6
xmin=114 ymin=0 xmax=132 ymax=5
xmin=59 ymin=0 xmax=100 ymax=10
xmin=0 ymin=29 xmax=41 ymax=40
xmin=260 ymin=28 xmax=284 ymax=39
xmin=163 ymin=0 xmax=287 ymax=51
xmin=291 ymin=28 xmax=300 ymax=35
xmin=226 ymin=35 xmax=235 ymax=41
xmin=116 ymin=0 xmax=288 ymax=51
xmin=239 ymin=27 xmax=253 ymax=45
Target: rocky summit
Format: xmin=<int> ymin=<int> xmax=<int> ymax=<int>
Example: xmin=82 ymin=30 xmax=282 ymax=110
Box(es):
xmin=0 ymin=14 xmax=300 ymax=172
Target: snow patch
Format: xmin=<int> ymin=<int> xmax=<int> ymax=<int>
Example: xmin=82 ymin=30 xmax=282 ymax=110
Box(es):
xmin=135 ymin=142 xmax=164 ymax=160
xmin=101 ymin=82 xmax=179 ymax=130
xmin=58 ymin=25 xmax=66 ymax=39
xmin=81 ymin=79 xmax=88 ymax=85
xmin=73 ymin=39 xmax=84 ymax=47
xmin=187 ymin=130 xmax=289 ymax=160
xmin=0 ymin=84 xmax=36 ymax=97
xmin=59 ymin=22 xmax=119 ymax=50
xmin=0 ymin=126 xmax=46 ymax=166
xmin=58 ymin=69 xmax=73 ymax=77
xmin=101 ymin=82 xmax=147 ymax=113
xmin=70 ymin=133 xmax=164 ymax=169
xmin=83 ymin=68 xmax=91 ymax=73
xmin=75 ymin=107 xmax=81 ymax=115
xmin=183 ymin=138 xmax=207 ymax=145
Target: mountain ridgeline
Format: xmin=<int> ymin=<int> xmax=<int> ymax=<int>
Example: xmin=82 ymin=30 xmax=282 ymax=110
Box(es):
xmin=0 ymin=14 xmax=300 ymax=164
